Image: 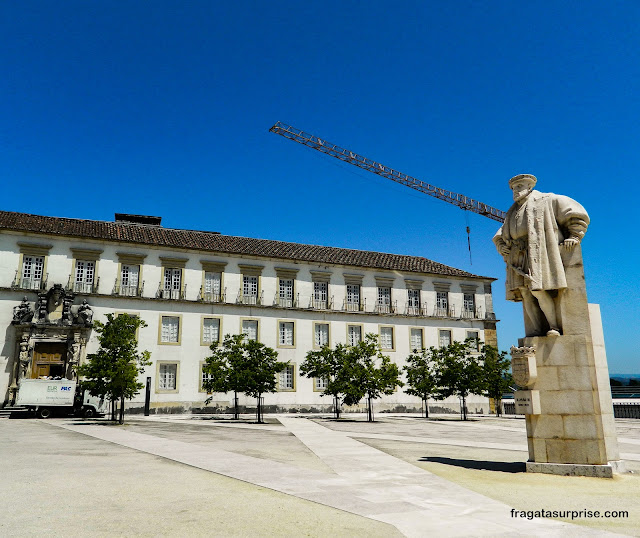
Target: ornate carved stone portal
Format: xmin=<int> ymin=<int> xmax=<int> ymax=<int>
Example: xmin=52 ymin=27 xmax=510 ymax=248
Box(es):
xmin=7 ymin=287 xmax=94 ymax=405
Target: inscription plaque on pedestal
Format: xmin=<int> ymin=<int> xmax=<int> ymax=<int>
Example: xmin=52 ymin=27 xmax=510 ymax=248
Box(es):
xmin=514 ymin=390 xmax=540 ymax=415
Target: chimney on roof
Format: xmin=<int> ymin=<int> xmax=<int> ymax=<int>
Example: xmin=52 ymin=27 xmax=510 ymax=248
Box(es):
xmin=115 ymin=213 xmax=162 ymax=226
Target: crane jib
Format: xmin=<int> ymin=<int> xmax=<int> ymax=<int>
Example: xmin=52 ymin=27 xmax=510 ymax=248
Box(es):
xmin=269 ymin=122 xmax=506 ymax=223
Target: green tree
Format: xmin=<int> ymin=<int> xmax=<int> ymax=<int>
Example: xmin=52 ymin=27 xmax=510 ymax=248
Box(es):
xmin=203 ymin=334 xmax=286 ymax=423
xmin=480 ymin=344 xmax=512 ymax=417
xmin=339 ymin=334 xmax=403 ymax=422
xmin=203 ymin=334 xmax=247 ymax=419
xmin=403 ymin=347 xmax=438 ymax=418
xmin=242 ymin=339 xmax=287 ymax=423
xmin=434 ymin=339 xmax=483 ymax=421
xmin=299 ymin=344 xmax=348 ymax=419
xmin=76 ymin=313 xmax=151 ymax=424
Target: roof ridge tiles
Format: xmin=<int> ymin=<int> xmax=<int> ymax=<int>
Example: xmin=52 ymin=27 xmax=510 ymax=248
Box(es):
xmin=0 ymin=209 xmax=494 ymax=280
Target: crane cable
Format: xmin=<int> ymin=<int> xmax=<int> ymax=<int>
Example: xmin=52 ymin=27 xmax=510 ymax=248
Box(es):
xmin=465 ymin=210 xmax=472 ymax=265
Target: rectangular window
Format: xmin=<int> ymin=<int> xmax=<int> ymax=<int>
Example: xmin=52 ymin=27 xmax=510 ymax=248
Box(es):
xmin=439 ymin=329 xmax=452 ymax=348
xmin=201 ymin=368 xmax=214 ymax=392
xmin=279 ymin=278 xmax=294 ymax=307
xmin=242 ymin=319 xmax=258 ymax=341
xmin=436 ymin=291 xmax=449 ymax=316
xmin=467 ymin=330 xmax=480 ymax=350
xmin=463 ymin=293 xmax=475 ymax=317
xmin=161 ymin=316 xmax=180 ymax=343
xmin=314 ymin=377 xmax=328 ymax=391
xmin=279 ymin=365 xmax=295 ymax=390
xmin=378 ymin=287 xmax=391 ymax=305
xmin=164 ymin=268 xmax=182 ymax=299
xmin=22 ymin=256 xmax=44 ymax=290
xmin=159 ymin=363 xmax=177 ymax=390
xmin=202 ymin=318 xmax=221 ymax=345
xmin=407 ymin=289 xmax=420 ymax=307
xmin=380 ymin=326 xmax=394 ymax=350
xmin=74 ymin=260 xmax=95 ymax=293
xmin=120 ymin=264 xmax=140 ymax=296
xmin=204 ymin=271 xmax=222 ymax=302
xmin=313 ymin=281 xmax=328 ymax=309
xmin=347 ymin=325 xmax=362 ymax=346
xmin=410 ymin=328 xmax=424 ymax=351
xmin=243 ymin=275 xmax=259 ymax=304
xmin=279 ymin=321 xmax=294 ymax=346
xmin=346 ymin=284 xmax=360 ymax=311
xmin=314 ymin=323 xmax=329 ymax=347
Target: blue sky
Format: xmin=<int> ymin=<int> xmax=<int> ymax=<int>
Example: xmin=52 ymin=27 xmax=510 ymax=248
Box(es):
xmin=2 ymin=1 xmax=639 ymax=373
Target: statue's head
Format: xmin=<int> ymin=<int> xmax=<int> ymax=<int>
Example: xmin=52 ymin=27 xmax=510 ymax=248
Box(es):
xmin=509 ymin=174 xmax=536 ymax=203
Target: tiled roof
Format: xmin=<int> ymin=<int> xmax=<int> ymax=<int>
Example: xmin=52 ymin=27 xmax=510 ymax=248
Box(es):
xmin=0 ymin=210 xmax=493 ymax=280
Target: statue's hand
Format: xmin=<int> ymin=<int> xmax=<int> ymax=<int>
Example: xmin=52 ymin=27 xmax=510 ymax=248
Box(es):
xmin=562 ymin=237 xmax=579 ymax=250
xmin=498 ymin=243 xmax=510 ymax=257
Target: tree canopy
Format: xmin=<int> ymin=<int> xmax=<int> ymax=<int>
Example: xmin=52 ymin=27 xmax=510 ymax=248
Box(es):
xmin=403 ymin=347 xmax=438 ymax=418
xmin=480 ymin=344 xmax=512 ymax=417
xmin=203 ymin=334 xmax=286 ymax=423
xmin=76 ymin=313 xmax=151 ymax=424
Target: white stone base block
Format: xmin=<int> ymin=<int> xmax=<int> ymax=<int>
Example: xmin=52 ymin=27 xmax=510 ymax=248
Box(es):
xmin=526 ymin=460 xmax=626 ymax=478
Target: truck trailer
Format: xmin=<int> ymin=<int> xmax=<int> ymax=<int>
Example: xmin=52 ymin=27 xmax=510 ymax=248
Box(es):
xmin=16 ymin=379 xmax=109 ymax=418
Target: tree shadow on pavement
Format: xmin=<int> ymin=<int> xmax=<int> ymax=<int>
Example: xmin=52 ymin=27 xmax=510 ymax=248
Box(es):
xmin=420 ymin=456 xmax=526 ymax=473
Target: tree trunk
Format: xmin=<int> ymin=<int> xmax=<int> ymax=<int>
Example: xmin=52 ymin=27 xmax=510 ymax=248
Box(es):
xmin=334 ymin=395 xmax=340 ymax=420
xmin=495 ymin=397 xmax=502 ymax=417
xmin=234 ymin=391 xmax=239 ymax=420
xmin=423 ymin=397 xmax=429 ymax=419
xmin=462 ymin=395 xmax=467 ymax=421
xmin=256 ymin=394 xmax=262 ymax=424
xmin=111 ymin=398 xmax=116 ymax=422
xmin=367 ymin=395 xmax=373 ymax=422
xmin=119 ymin=395 xmax=125 ymax=424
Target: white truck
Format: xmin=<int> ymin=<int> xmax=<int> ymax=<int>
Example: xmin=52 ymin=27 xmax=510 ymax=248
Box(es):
xmin=16 ymin=379 xmax=109 ymax=419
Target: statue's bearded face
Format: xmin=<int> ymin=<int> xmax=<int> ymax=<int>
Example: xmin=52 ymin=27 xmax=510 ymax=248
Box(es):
xmin=511 ymin=181 xmax=533 ymax=203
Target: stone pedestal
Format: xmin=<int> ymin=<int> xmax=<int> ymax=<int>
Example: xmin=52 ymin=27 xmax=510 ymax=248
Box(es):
xmin=518 ymin=246 xmax=624 ymax=477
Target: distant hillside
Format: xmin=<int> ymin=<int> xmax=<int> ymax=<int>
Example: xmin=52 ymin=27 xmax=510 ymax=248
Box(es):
xmin=610 ymin=374 xmax=640 ymax=385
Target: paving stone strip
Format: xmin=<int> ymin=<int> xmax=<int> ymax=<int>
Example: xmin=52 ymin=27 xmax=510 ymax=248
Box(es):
xmin=52 ymin=419 xmax=615 ymax=538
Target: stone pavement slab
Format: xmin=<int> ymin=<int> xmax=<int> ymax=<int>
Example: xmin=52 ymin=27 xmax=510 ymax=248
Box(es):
xmin=50 ymin=417 xmax=615 ymax=537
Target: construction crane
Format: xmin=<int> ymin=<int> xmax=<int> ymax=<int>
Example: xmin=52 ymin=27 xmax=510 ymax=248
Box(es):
xmin=269 ymin=121 xmax=506 ymax=223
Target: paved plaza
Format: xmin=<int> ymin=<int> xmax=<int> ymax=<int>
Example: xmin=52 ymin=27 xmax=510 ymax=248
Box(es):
xmin=1 ymin=413 xmax=639 ymax=537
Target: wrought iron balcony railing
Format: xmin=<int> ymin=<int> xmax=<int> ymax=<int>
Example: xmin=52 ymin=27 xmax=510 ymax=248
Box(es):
xmin=343 ymin=297 xmax=366 ymax=312
xmin=113 ymin=280 xmax=145 ymax=297
xmin=374 ymin=300 xmax=397 ymax=314
xmin=405 ymin=304 xmax=427 ymax=317
xmin=274 ymin=292 xmax=298 ymax=308
xmin=308 ymin=296 xmax=334 ymax=310
xmin=200 ymin=286 xmax=226 ymax=303
xmin=237 ymin=289 xmax=263 ymax=306
xmin=157 ymin=284 xmax=187 ymax=300
xmin=433 ymin=305 xmax=456 ymax=318
xmin=461 ymin=306 xmax=483 ymax=319
xmin=67 ymin=276 xmax=100 ymax=294
xmin=12 ymin=271 xmax=49 ymax=291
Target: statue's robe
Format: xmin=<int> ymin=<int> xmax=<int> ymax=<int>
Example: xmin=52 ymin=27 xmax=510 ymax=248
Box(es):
xmin=493 ymin=190 xmax=589 ymax=302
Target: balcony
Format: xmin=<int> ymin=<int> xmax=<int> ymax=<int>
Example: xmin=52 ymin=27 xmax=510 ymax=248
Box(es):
xmin=461 ymin=306 xmax=483 ymax=319
xmin=343 ymin=297 xmax=366 ymax=312
xmin=433 ymin=305 xmax=456 ymax=318
xmin=67 ymin=276 xmax=100 ymax=294
xmin=237 ymin=289 xmax=263 ymax=306
xmin=274 ymin=292 xmax=298 ymax=308
xmin=200 ymin=287 xmax=226 ymax=303
xmin=113 ymin=281 xmax=144 ymax=297
xmin=308 ymin=296 xmax=334 ymax=310
xmin=157 ymin=284 xmax=187 ymax=300
xmin=12 ymin=271 xmax=48 ymax=291
xmin=405 ymin=304 xmax=427 ymax=317
xmin=374 ymin=300 xmax=397 ymax=314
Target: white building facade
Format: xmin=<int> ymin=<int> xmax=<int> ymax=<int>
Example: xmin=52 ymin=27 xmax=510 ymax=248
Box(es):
xmin=0 ymin=211 xmax=498 ymax=415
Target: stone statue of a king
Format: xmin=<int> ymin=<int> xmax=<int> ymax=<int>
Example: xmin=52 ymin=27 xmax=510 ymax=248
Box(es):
xmin=493 ymin=173 xmax=623 ymax=478
xmin=493 ymin=174 xmax=589 ymax=337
